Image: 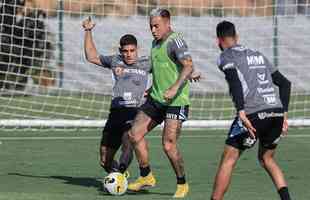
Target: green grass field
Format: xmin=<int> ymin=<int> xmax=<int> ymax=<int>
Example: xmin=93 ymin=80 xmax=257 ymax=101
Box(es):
xmin=0 ymin=128 xmax=309 ymax=200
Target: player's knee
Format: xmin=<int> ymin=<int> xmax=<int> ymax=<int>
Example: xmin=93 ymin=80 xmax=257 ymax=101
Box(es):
xmin=128 ymin=129 xmax=140 ymax=144
xmin=222 ymin=151 xmax=238 ymax=168
xmin=163 ymin=139 xmax=176 ymax=153
xmin=258 ymin=154 xmax=273 ymax=169
xmin=128 ymin=130 xmax=136 ymax=142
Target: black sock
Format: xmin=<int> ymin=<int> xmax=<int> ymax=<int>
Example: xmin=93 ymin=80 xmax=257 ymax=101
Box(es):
xmin=177 ymin=176 xmax=186 ymax=184
xmin=110 ymin=160 xmax=119 ymax=172
xmin=278 ymin=187 xmax=291 ymax=200
xmin=140 ymin=166 xmax=151 ymax=177
xmin=102 ymin=160 xmax=119 ymax=173
xmin=118 ymin=163 xmax=126 ymax=174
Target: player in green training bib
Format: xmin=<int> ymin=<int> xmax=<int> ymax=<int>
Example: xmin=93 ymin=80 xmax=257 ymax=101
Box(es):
xmin=127 ymin=8 xmax=200 ymax=198
xmin=150 ymin=31 xmax=190 ymax=106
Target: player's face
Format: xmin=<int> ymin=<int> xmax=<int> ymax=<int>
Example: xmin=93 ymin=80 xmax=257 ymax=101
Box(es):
xmin=120 ymin=44 xmax=138 ymax=65
xmin=150 ymin=16 xmax=170 ymax=41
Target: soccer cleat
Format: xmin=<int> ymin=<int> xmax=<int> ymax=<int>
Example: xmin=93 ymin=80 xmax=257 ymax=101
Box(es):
xmin=123 ymin=170 xmax=130 ymax=179
xmin=127 ymin=172 xmax=156 ymax=191
xmin=173 ymin=183 xmax=189 ymax=198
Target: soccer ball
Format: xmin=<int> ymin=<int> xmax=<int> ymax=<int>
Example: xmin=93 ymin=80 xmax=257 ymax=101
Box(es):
xmin=103 ymin=172 xmax=128 ymax=195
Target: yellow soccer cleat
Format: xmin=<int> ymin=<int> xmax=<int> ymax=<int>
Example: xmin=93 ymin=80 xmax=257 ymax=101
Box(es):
xmin=173 ymin=183 xmax=189 ymax=198
xmin=127 ymin=172 xmax=156 ymax=191
xmin=123 ymin=170 xmax=130 ymax=179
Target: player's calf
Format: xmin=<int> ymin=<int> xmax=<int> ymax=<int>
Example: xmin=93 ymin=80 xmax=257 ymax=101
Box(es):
xmin=99 ymin=144 xmax=119 ymax=173
xmin=211 ymin=146 xmax=241 ymax=200
xmin=258 ymin=148 xmax=291 ymax=200
xmin=119 ymin=133 xmax=134 ymax=173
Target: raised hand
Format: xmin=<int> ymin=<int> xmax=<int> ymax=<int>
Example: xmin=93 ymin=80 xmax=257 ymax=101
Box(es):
xmin=82 ymin=16 xmax=96 ymax=31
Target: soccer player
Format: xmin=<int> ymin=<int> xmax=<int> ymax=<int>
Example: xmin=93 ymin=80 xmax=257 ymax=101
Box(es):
xmin=82 ymin=17 xmax=151 ymax=175
xmin=210 ymin=21 xmax=292 ymax=200
xmin=127 ymin=8 xmax=199 ymax=198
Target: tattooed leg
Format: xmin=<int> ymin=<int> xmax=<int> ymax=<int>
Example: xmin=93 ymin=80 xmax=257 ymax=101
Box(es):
xmin=128 ymin=111 xmax=158 ymax=168
xmin=162 ymin=119 xmax=185 ymax=180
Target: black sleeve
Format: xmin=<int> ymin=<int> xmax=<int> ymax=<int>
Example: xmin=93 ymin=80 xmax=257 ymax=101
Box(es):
xmin=272 ymin=70 xmax=291 ymax=112
xmin=223 ymin=68 xmax=245 ymax=112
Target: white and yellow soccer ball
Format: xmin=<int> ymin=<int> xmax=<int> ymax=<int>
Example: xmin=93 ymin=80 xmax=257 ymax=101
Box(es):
xmin=103 ymin=172 xmax=128 ymax=195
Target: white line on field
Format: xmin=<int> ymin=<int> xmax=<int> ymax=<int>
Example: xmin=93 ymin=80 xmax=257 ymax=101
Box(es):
xmin=0 ymin=135 xmax=310 ymax=140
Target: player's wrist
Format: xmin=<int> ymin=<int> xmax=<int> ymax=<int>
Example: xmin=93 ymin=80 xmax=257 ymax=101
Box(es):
xmin=84 ymin=28 xmax=93 ymax=32
xmin=283 ymin=112 xmax=288 ymax=119
xmin=238 ymin=110 xmax=246 ymax=118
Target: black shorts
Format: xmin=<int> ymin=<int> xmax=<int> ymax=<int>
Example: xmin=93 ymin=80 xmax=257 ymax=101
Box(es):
xmin=140 ymin=97 xmax=189 ymax=124
xmin=226 ymin=108 xmax=284 ymax=150
xmin=101 ymin=107 xmax=138 ymax=149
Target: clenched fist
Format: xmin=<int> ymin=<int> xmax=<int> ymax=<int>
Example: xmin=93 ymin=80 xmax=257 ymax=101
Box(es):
xmin=82 ymin=16 xmax=95 ymax=31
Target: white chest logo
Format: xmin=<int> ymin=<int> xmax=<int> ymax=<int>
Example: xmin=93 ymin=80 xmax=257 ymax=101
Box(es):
xmin=257 ymin=73 xmax=265 ymax=81
xmin=247 ymin=55 xmax=264 ymax=65
xmin=257 ymin=73 xmax=269 ymax=84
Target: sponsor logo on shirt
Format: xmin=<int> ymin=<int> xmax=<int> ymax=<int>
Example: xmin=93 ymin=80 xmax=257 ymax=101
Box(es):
xmin=262 ymin=94 xmax=277 ymax=105
xmin=249 ymin=65 xmax=266 ymax=70
xmin=123 ymin=92 xmax=132 ymax=101
xmin=257 ymin=73 xmax=269 ymax=84
xmin=258 ymin=112 xmax=284 ymax=120
xmin=247 ymin=55 xmax=265 ymax=66
xmin=123 ymin=68 xmax=147 ymax=76
xmin=257 ymin=87 xmax=275 ymax=94
xmin=119 ymin=100 xmax=137 ymax=105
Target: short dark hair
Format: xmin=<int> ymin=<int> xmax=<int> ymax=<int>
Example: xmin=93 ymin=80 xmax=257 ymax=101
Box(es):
xmin=119 ymin=34 xmax=137 ymax=47
xmin=216 ymin=21 xmax=237 ymax=38
xmin=150 ymin=8 xmax=170 ymax=20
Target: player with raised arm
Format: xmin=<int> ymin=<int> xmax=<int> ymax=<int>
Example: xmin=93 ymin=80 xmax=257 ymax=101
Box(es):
xmin=82 ymin=17 xmax=151 ymax=176
xmin=210 ymin=21 xmax=292 ymax=200
xmin=127 ymin=8 xmax=200 ymax=198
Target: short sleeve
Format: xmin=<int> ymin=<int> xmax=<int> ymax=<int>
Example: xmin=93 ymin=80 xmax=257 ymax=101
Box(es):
xmin=217 ymin=54 xmax=236 ymax=72
xmin=138 ymin=56 xmax=152 ymax=73
xmin=99 ymin=55 xmax=114 ymax=68
xmin=167 ymin=35 xmax=192 ymax=62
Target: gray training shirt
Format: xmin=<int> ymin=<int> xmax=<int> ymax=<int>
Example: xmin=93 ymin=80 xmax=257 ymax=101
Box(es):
xmin=218 ymin=45 xmax=283 ymax=115
xmin=99 ymin=54 xmax=151 ymax=109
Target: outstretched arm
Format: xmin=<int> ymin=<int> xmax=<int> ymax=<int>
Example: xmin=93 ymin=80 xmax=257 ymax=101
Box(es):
xmin=82 ymin=17 xmax=101 ymax=66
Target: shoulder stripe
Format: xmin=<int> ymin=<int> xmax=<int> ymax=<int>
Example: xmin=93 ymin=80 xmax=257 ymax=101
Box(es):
xmin=174 ymin=38 xmax=181 ymax=48
xmin=178 ymin=38 xmax=184 ymax=47
xmin=174 ymin=38 xmax=184 ymax=48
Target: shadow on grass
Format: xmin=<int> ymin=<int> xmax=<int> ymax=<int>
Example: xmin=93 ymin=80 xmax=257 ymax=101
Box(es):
xmin=8 ymin=173 xmax=173 ymax=197
xmin=8 ymin=172 xmax=102 ymax=191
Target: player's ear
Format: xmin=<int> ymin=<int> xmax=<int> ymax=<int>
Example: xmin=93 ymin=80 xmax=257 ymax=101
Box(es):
xmin=217 ymin=37 xmax=225 ymax=45
xmin=235 ymin=34 xmax=239 ymax=43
